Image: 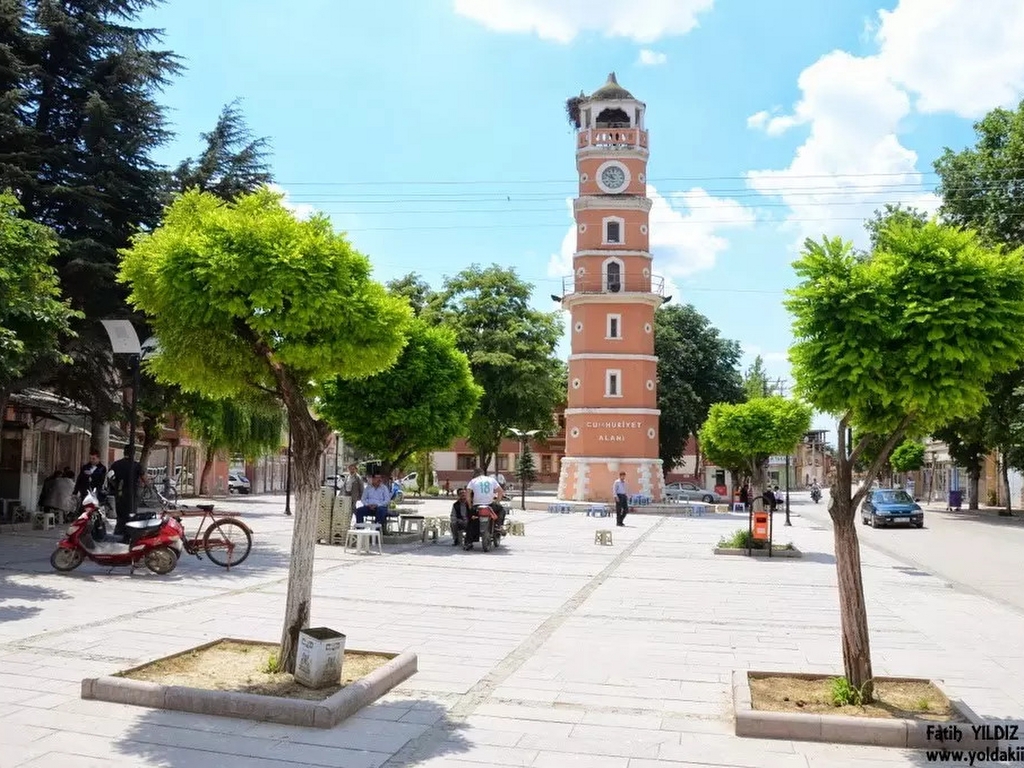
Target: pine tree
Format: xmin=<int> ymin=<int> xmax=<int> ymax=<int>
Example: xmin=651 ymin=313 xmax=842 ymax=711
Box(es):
xmin=517 ymin=443 xmax=537 ymax=489
xmin=0 ymin=0 xmax=181 ymax=415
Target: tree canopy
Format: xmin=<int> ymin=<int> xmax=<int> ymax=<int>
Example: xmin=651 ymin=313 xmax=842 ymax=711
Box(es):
xmin=787 ymin=223 xmax=1024 ymax=438
xmin=889 ymin=440 xmax=925 ymax=474
xmin=0 ymin=192 xmax=79 ymax=413
xmin=698 ymin=397 xmax=812 ymax=486
xmin=654 ymin=304 xmax=744 ymax=474
xmin=319 ymin=319 xmax=482 ymax=474
xmin=424 ymin=264 xmax=563 ymax=469
xmin=742 ymin=355 xmax=772 ymax=400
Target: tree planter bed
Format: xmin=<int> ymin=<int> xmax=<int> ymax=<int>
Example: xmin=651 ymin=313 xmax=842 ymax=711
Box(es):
xmin=733 ymin=670 xmax=996 ymax=749
xmin=714 ymin=546 xmax=802 ymax=558
xmin=82 ymin=638 xmax=417 ymax=728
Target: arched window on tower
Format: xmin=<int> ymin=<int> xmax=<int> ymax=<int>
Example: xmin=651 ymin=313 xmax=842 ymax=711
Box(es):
xmin=595 ymin=107 xmax=630 ymax=128
xmin=604 ymin=259 xmax=623 ymax=293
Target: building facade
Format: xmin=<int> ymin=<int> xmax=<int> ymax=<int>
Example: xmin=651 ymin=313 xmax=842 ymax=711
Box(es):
xmin=557 ymin=74 xmax=666 ymax=503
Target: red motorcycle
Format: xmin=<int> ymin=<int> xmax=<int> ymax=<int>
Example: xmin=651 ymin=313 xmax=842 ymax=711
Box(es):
xmin=49 ymin=489 xmax=186 ymax=575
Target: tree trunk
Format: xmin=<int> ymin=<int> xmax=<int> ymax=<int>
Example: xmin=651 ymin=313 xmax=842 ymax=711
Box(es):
xmin=277 ymin=405 xmax=331 ymax=673
xmin=831 ymin=503 xmax=874 ymax=700
xmin=199 ymin=452 xmax=215 ymax=496
xmin=968 ymin=465 xmax=980 ymax=511
xmin=1000 ymin=455 xmax=1013 ymax=517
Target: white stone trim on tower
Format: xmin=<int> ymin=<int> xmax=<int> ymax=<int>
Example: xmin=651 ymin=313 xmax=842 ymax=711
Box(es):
xmin=574 ymin=249 xmax=651 ymax=260
xmin=564 ymin=407 xmax=661 ymax=416
xmin=568 ymin=353 xmax=657 ymax=362
xmin=563 ymin=293 xmax=664 ymax=310
xmin=574 ymin=196 xmax=652 ymax=213
xmin=604 ymin=369 xmax=622 ymax=398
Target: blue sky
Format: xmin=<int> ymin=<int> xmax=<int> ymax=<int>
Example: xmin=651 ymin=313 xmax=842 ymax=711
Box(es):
xmin=142 ymin=0 xmax=1024 ymax=437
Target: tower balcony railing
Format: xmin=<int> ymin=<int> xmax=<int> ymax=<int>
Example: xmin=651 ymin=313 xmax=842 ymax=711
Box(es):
xmin=577 ymin=128 xmax=649 ymax=151
xmin=560 ymin=274 xmax=665 ymax=296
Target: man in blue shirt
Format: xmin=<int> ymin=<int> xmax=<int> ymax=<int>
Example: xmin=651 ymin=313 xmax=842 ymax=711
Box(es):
xmin=358 ymin=474 xmax=392 ymax=529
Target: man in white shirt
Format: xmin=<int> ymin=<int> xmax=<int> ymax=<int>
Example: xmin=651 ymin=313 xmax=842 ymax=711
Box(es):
xmin=467 ymin=467 xmax=506 ymax=533
xmin=612 ymin=472 xmax=629 ymax=527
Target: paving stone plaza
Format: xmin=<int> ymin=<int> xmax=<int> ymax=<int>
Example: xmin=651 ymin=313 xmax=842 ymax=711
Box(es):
xmin=2 ymin=495 xmax=1022 ymax=767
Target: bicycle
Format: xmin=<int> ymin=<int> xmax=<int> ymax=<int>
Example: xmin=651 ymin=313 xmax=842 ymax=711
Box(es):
xmin=171 ymin=504 xmax=253 ymax=569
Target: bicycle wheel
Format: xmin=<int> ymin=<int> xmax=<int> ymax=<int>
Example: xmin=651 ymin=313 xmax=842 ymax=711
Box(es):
xmin=202 ymin=518 xmax=252 ymax=568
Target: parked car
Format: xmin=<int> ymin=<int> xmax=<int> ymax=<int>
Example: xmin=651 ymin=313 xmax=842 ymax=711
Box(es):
xmin=399 ymin=471 xmax=438 ymax=490
xmin=228 ymin=472 xmax=251 ymax=494
xmin=861 ymin=488 xmax=924 ymax=528
xmin=664 ymin=482 xmax=724 ymax=503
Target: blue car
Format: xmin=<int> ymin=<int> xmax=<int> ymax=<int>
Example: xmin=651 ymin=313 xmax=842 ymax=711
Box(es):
xmin=861 ymin=488 xmax=924 ymax=529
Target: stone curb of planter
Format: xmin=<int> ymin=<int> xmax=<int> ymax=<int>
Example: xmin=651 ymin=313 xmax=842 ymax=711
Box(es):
xmin=732 ymin=670 xmax=998 ymax=749
xmin=713 ymin=547 xmax=803 ymax=558
xmin=82 ymin=646 xmax=417 ymax=729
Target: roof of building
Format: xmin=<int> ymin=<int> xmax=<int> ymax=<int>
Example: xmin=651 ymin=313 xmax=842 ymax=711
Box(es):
xmin=589 ymin=72 xmax=634 ymax=101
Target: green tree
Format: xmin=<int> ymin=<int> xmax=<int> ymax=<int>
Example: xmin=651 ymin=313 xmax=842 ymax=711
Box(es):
xmin=387 ymin=273 xmax=435 ymax=316
xmin=411 ymin=451 xmax=433 ymax=494
xmin=864 ymin=204 xmax=929 ymax=252
xmin=654 ymin=304 xmax=744 ymax=475
xmin=0 ymin=192 xmax=79 ymax=417
xmin=982 ymin=370 xmax=1024 ymax=516
xmin=177 ymin=394 xmax=284 ymax=494
xmin=1 ymin=0 xmax=180 ymax=418
xmin=172 ymin=100 xmax=273 ymax=201
xmin=933 ymin=417 xmax=988 ymax=509
xmin=517 ymin=442 xmax=537 ymax=488
xmin=697 ymin=397 xmax=812 ymax=508
xmin=889 ymin=440 xmax=925 ymax=475
xmin=786 ymin=220 xmax=1024 ymax=698
xmin=742 ymin=355 xmax=772 ymax=399
xmin=934 ymin=102 xmax=1024 ymax=250
xmin=425 ymin=265 xmax=562 ymax=470
xmin=319 ymin=320 xmax=482 ymax=477
xmin=119 ymin=188 xmax=411 ymax=671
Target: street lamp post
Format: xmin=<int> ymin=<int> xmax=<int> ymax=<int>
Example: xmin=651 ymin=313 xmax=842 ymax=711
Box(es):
xmin=100 ymin=320 xmax=145 ymax=517
xmin=784 ymin=454 xmax=792 ymax=526
xmin=508 ymin=428 xmax=540 ymax=511
xmin=284 ymin=427 xmax=293 ymax=516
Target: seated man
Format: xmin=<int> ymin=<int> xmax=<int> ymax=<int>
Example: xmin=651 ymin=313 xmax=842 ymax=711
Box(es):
xmin=450 ymin=487 xmax=470 ymax=546
xmin=357 ymin=473 xmax=391 ymax=529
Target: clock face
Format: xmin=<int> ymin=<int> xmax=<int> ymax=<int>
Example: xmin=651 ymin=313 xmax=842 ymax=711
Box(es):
xmin=600 ymin=165 xmax=627 ymax=191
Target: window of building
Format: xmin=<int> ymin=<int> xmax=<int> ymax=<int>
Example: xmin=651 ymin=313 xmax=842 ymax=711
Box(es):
xmin=557 ymin=414 xmax=566 ymax=430
xmin=603 ymin=218 xmax=623 ymax=244
xmin=606 ymin=314 xmax=621 ymax=339
xmin=606 ymin=369 xmax=622 ymax=397
xmin=456 ymin=454 xmax=477 ymax=470
xmin=541 ymin=455 xmax=552 ymax=474
xmin=496 ymin=455 xmax=509 ymax=471
xmin=604 ymin=258 xmax=623 ymax=293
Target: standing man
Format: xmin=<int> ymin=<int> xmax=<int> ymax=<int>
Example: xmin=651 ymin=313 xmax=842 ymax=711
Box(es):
xmin=613 ymin=471 xmax=629 ymax=527
xmin=358 ymin=473 xmax=391 ymax=529
xmin=344 ymin=464 xmax=364 ymax=509
xmin=74 ymin=449 xmax=107 ymax=499
xmin=108 ymin=448 xmax=148 ymax=536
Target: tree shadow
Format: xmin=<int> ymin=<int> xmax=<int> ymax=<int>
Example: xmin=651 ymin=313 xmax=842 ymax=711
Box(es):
xmin=112 ymin=698 xmax=472 ymax=767
xmin=794 ymin=551 xmax=837 ymax=564
xmin=403 ymin=542 xmax=514 ymax=558
xmin=0 ymin=533 xmax=73 ymax=622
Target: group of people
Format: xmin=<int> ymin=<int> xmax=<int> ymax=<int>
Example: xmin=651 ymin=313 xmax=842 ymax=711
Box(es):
xmin=37 ymin=448 xmax=151 ymax=536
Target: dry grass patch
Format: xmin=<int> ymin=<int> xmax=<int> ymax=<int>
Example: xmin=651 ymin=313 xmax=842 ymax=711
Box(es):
xmin=749 ymin=675 xmax=961 ymax=721
xmin=123 ymin=640 xmax=394 ymax=701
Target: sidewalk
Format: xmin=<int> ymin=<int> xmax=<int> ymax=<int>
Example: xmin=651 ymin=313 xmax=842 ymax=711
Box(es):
xmin=1 ymin=496 xmax=1021 ymax=766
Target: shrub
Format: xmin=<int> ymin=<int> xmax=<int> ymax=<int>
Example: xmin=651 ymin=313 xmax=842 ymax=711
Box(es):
xmin=426 ymin=485 xmax=441 ymax=496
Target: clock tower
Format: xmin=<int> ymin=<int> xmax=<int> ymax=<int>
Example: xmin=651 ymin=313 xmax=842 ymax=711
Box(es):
xmin=557 ymin=73 xmax=666 ymax=503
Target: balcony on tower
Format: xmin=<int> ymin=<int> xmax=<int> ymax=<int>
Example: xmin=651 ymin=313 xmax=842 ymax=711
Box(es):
xmin=567 ymin=73 xmax=648 ymax=154
xmin=560 ymin=271 xmax=665 ymax=297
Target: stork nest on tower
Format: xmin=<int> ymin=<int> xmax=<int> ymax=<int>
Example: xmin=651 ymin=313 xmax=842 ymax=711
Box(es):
xmin=565 ymin=91 xmax=585 ymax=129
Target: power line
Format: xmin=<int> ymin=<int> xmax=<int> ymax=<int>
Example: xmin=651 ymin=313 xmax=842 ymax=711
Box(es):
xmin=278 ymin=169 xmax=955 ymax=187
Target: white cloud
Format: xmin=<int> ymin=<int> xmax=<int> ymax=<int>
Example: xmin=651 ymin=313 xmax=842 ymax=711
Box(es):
xmin=453 ymin=0 xmax=714 ymax=43
xmin=637 ymin=49 xmax=668 ymax=66
xmin=746 ymin=0 xmax=1024 ymax=248
xmin=547 ymin=185 xmax=756 ymax=301
xmin=268 ymin=184 xmax=317 ymax=221
xmin=876 ymin=0 xmax=1024 ymax=118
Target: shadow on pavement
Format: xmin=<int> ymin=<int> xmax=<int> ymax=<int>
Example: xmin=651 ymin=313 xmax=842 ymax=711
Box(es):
xmin=0 ymin=564 xmax=70 ymax=622
xmin=113 ymin=698 xmax=471 ymax=767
